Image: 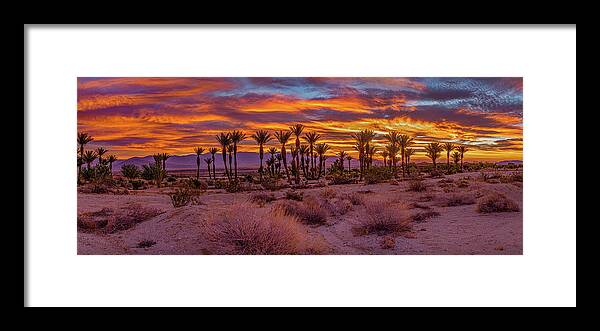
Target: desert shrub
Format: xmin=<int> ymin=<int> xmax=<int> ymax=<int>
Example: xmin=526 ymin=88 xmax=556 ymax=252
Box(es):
xmin=77 ymin=208 xmax=114 ymax=230
xmin=166 ymin=176 xmax=177 ymax=183
xmin=185 ymin=178 xmax=208 ymax=191
xmin=329 ymin=173 xmax=355 ymax=185
xmin=249 ymin=191 xmax=277 ymax=206
xmin=500 ymin=172 xmax=523 ymax=183
xmin=225 ymin=180 xmax=253 ymax=193
xmin=141 ymin=163 xmax=162 ymax=181
xmin=429 ymin=169 xmax=444 ymax=178
xmin=169 ymin=188 xmax=193 ymax=208
xmin=104 ymin=206 xmax=163 ymax=233
xmin=121 ymin=164 xmax=140 ymax=179
xmin=345 ymin=192 xmax=364 ymax=206
xmin=411 ymin=210 xmax=441 ymax=223
xmin=407 ymin=180 xmax=427 ymax=192
xmin=273 ymin=197 xmax=328 ymax=225
xmin=261 ymin=178 xmax=287 ymax=191
xmin=380 ymin=236 xmax=396 ymax=249
xmin=477 ymin=193 xmax=520 ymax=213
xmin=130 ymin=179 xmax=146 ymax=190
xmin=457 ymin=178 xmax=470 ymax=188
xmin=443 ymin=193 xmax=476 ymax=206
xmin=353 ymin=199 xmax=410 ymax=236
xmin=205 ymin=205 xmax=309 ymax=254
xmin=319 ymin=188 xmax=337 ymax=200
xmin=80 ymin=167 xmax=96 ymax=181
xmin=136 ymin=240 xmax=156 ymax=248
xmin=285 ymin=190 xmax=304 ymax=201
xmin=323 ymin=198 xmax=352 ymax=216
xmin=364 ymin=166 xmax=394 ymax=184
xmin=410 ymin=202 xmax=431 ymax=210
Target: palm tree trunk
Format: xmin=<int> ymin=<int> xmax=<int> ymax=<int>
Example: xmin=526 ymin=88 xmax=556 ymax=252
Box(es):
xmin=228 ymin=152 xmax=233 ymax=180
xmin=233 ymin=143 xmax=238 ymax=180
xmin=401 ymin=150 xmax=405 ymax=177
xmin=222 ymin=151 xmax=229 ymax=182
xmin=317 ymin=155 xmax=323 ymax=179
xmin=212 ymin=155 xmax=216 ymax=180
xmin=207 ymin=164 xmax=211 ymax=179
xmin=258 ymin=145 xmax=264 ymax=182
xmin=309 ymin=145 xmax=314 ymax=178
xmin=196 ymin=156 xmax=200 ymax=180
xmin=347 ymin=159 xmax=351 ymax=172
xmin=300 ymin=151 xmax=306 ymax=178
xmin=281 ymin=146 xmax=291 ymax=183
xmin=460 ymin=156 xmax=464 ymax=171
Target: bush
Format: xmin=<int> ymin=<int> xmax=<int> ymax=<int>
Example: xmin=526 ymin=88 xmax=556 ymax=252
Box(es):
xmin=249 ymin=192 xmax=277 ymax=206
xmin=411 ymin=210 xmax=441 ymax=223
xmin=364 ymin=166 xmax=394 ymax=184
xmin=380 ymin=236 xmax=396 ymax=249
xmin=273 ymin=197 xmax=328 ymax=225
xmin=443 ymin=193 xmax=476 ymax=206
xmin=205 ymin=205 xmax=310 ymax=254
xmin=407 ymin=180 xmax=427 ymax=192
xmin=285 ymin=190 xmax=304 ymax=201
xmin=319 ymin=188 xmax=337 ymax=200
xmin=261 ymin=178 xmax=287 ymax=191
xmin=477 ymin=193 xmax=520 ymax=213
xmin=185 ymin=178 xmax=208 ymax=191
xmin=169 ymin=188 xmax=193 ymax=208
xmin=353 ymin=199 xmax=410 ymax=235
xmin=329 ymin=173 xmax=355 ymax=185
xmin=130 ymin=179 xmax=146 ymax=190
xmin=78 ymin=205 xmax=163 ymax=233
xmin=136 ymin=240 xmax=156 ymax=248
xmin=121 ymin=164 xmax=140 ymax=180
xmin=345 ymin=192 xmax=364 ymax=206
xmin=166 ymin=176 xmax=177 ymax=183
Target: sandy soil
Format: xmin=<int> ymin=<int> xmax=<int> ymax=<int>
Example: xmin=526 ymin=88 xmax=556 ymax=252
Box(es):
xmin=77 ymin=172 xmax=522 ymax=255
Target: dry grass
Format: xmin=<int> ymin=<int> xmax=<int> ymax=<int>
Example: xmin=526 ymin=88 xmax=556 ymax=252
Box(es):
xmin=78 ymin=205 xmax=163 ymax=234
xmin=205 ymin=204 xmax=316 ymax=254
xmin=407 ymin=180 xmax=427 ymax=192
xmin=442 ymin=193 xmax=476 ymax=207
xmin=344 ymin=192 xmax=364 ymax=206
xmin=353 ymin=198 xmax=411 ymax=236
xmin=284 ymin=190 xmax=304 ymax=201
xmin=136 ymin=239 xmax=157 ymax=248
xmin=477 ymin=192 xmax=520 ymax=213
xmin=319 ymin=188 xmax=337 ymax=200
xmin=380 ymin=236 xmax=396 ymax=249
xmin=411 ymin=210 xmax=441 ymax=223
xmin=249 ymin=191 xmax=277 ymax=207
xmin=273 ymin=196 xmax=328 ymax=225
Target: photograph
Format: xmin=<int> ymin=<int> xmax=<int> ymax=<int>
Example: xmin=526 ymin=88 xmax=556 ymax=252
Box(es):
xmin=77 ymin=77 xmax=523 ymax=255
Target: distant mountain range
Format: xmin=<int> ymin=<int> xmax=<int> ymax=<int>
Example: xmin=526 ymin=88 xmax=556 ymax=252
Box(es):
xmin=111 ymin=153 xmax=522 ymax=171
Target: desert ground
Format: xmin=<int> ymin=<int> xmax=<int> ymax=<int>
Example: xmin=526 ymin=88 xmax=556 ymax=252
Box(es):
xmin=77 ymin=170 xmax=522 ymax=255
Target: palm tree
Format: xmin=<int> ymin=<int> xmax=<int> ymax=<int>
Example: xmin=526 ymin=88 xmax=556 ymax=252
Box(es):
xmin=442 ymin=142 xmax=456 ymax=172
xmin=337 ymin=151 xmax=347 ymax=172
xmin=385 ymin=131 xmax=400 ymax=174
xmin=227 ymin=145 xmax=234 ymax=178
xmin=303 ymin=132 xmax=321 ymax=178
xmin=274 ymin=130 xmax=293 ymax=183
xmin=275 ymin=153 xmax=282 ymax=175
xmin=96 ymin=147 xmax=108 ymax=165
xmin=230 ymin=130 xmax=247 ymax=181
xmin=209 ymin=147 xmax=218 ymax=180
xmin=404 ymin=148 xmax=415 ymax=175
xmin=77 ymin=132 xmax=94 ymax=159
xmin=381 ymin=150 xmax=389 ymax=168
xmin=361 ymin=130 xmax=376 ymax=171
xmin=351 ymin=133 xmax=366 ymax=180
xmin=152 ymin=154 xmax=163 ymax=187
xmin=204 ymin=158 xmax=212 ymax=179
xmin=77 ymin=156 xmax=84 ymax=183
xmin=398 ymin=135 xmax=414 ymax=177
xmin=107 ymin=155 xmax=117 ymax=176
xmin=452 ymin=151 xmax=461 ymax=165
xmin=194 ymin=147 xmax=205 ymax=180
xmin=160 ymin=153 xmax=171 ymax=175
xmin=299 ymin=144 xmax=309 ymax=178
xmin=456 ymin=145 xmax=470 ymax=171
xmin=346 ymin=155 xmax=353 ymax=173
xmin=265 ymin=158 xmax=275 ymax=177
xmin=290 ymin=124 xmax=305 ymax=183
xmin=251 ymin=130 xmax=272 ymax=183
xmin=315 ymin=143 xmax=330 ymax=178
xmin=424 ymin=142 xmax=443 ymax=170
xmin=367 ymin=145 xmax=377 ymax=168
xmin=82 ymin=150 xmax=97 ymax=170
xmin=216 ymin=133 xmax=232 ymax=182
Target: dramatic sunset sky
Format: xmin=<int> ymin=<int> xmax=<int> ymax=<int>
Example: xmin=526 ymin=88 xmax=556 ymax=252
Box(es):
xmin=77 ymin=77 xmax=523 ymax=161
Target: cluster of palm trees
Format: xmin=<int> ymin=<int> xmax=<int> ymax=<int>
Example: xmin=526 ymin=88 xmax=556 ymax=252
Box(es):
xmin=79 ymin=126 xmax=473 ymax=187
xmin=77 ymin=132 xmax=118 ymax=183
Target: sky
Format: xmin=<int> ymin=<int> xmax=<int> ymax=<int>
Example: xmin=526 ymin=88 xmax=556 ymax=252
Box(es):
xmin=77 ymin=77 xmax=523 ymax=161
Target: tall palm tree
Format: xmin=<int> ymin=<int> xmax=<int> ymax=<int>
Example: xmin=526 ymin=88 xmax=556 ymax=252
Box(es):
xmin=299 ymin=144 xmax=309 ymax=178
xmin=96 ymin=147 xmax=108 ymax=165
xmin=227 ymin=145 xmax=234 ymax=178
xmin=275 ymin=153 xmax=282 ymax=175
xmin=456 ymin=145 xmax=470 ymax=171
xmin=216 ymin=133 xmax=232 ymax=182
xmin=160 ymin=153 xmax=171 ymax=175
xmin=209 ymin=147 xmax=218 ymax=180
xmin=266 ymin=158 xmax=275 ymax=177
xmin=107 ymin=155 xmax=117 ymax=176
xmin=398 ymin=135 xmax=414 ymax=177
xmin=152 ymin=154 xmax=163 ymax=187
xmin=424 ymin=142 xmax=443 ymax=170
xmin=77 ymin=132 xmax=94 ymax=159
xmin=204 ymin=158 xmax=212 ymax=180
xmin=77 ymin=156 xmax=84 ymax=183
xmin=346 ymin=155 xmax=353 ymax=173
xmin=351 ymin=133 xmax=366 ymax=180
xmin=251 ymin=130 xmax=272 ymax=183
xmin=442 ymin=142 xmax=456 ymax=172
xmin=274 ymin=130 xmax=293 ymax=183
xmin=381 ymin=150 xmax=389 ymax=168
xmin=361 ymin=130 xmax=376 ymax=171
xmin=452 ymin=151 xmax=461 ymax=165
xmin=303 ymin=132 xmax=321 ymax=178
xmin=315 ymin=143 xmax=330 ymax=178
xmin=290 ymin=124 xmax=305 ymax=183
xmin=82 ymin=150 xmax=97 ymax=170
xmin=367 ymin=145 xmax=377 ymax=168
xmin=404 ymin=148 xmax=415 ymax=176
xmin=194 ymin=147 xmax=205 ymax=180
xmin=337 ymin=151 xmax=347 ymax=172
xmin=230 ymin=130 xmax=247 ymax=181
xmin=385 ymin=131 xmax=400 ymax=173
